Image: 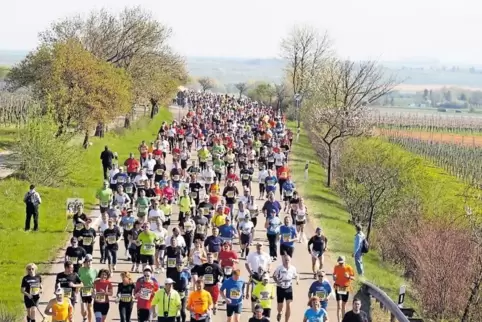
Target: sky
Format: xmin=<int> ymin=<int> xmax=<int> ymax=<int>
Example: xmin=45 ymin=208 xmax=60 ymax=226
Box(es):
xmin=0 ymin=0 xmax=480 ymax=64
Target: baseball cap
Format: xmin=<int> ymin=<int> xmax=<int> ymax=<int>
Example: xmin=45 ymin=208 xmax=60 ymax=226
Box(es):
xmin=54 ymin=288 xmax=64 ymax=295
xmin=164 ymin=278 xmax=176 ymax=285
xmin=85 ymin=254 xmax=93 ymax=262
xmin=144 ymin=265 xmax=153 ymax=272
xmin=337 ymin=256 xmax=345 ymax=263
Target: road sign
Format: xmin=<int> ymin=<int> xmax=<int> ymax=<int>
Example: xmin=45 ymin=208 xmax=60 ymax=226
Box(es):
xmin=66 ymin=198 xmax=84 ymax=219
xmin=398 ymin=285 xmax=406 ymax=308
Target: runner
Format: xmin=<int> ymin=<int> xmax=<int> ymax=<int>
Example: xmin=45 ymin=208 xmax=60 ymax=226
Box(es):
xmin=294 ymin=198 xmax=308 ymax=243
xmin=218 ymin=216 xmax=237 ymax=244
xmin=187 ymin=279 xmax=213 ymax=322
xmin=93 ymin=268 xmax=113 ymax=322
xmin=151 ymin=278 xmax=182 ymax=322
xmin=220 ymin=269 xmax=246 ymax=322
xmin=135 ymin=266 xmax=159 ymax=322
xmin=171 ymin=260 xmax=192 ymax=322
xmin=21 ymin=263 xmax=43 ymax=322
xmin=218 ymin=241 xmax=239 ymax=279
xmin=308 ymin=270 xmax=333 ymax=311
xmin=197 ymin=252 xmax=224 ymax=315
xmin=304 ymin=296 xmax=328 ymax=322
xmin=204 ymin=227 xmax=223 ymax=259
xmin=308 ymin=228 xmax=328 ymax=275
xmin=273 ymin=255 xmax=299 ymax=322
xmin=153 ymin=217 xmax=169 ymax=273
xmin=44 ymin=288 xmax=74 ymax=322
xmin=65 ymin=237 xmax=87 ymax=274
xmin=279 ymin=216 xmax=298 ymax=258
xmin=238 ymin=214 xmax=255 ymax=258
xmin=55 ymin=261 xmax=83 ymax=313
xmin=250 ymin=272 xmax=275 ymax=317
xmin=189 ymin=239 xmax=207 ymax=282
xmin=103 ymin=218 xmax=121 ymax=272
xmin=249 ymin=305 xmax=270 ymax=322
xmin=117 ymin=272 xmax=135 ymax=322
xmin=78 ymin=254 xmax=97 ymax=322
xmin=137 ymin=222 xmax=157 ymax=270
xmin=333 ymin=256 xmax=355 ymax=322
xmin=265 ymin=210 xmax=282 ymax=260
xmin=127 ymin=221 xmax=142 ymax=272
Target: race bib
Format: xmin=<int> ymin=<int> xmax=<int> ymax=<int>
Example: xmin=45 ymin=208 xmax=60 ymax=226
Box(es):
xmin=224 ymin=266 xmax=233 ymax=275
xmin=30 ymin=283 xmax=40 ymax=296
xmin=226 ymin=191 xmax=235 ymax=198
xmin=106 ymin=236 xmax=117 ymax=244
xmin=281 ymin=280 xmax=291 ymax=289
xmin=75 ymin=223 xmax=84 ymax=231
xmin=125 ymin=223 xmax=133 ymax=230
xmin=282 ymin=234 xmax=290 ymax=242
xmin=100 ymin=201 xmax=109 ymax=208
xmin=316 ymin=290 xmax=327 ymax=300
xmin=142 ymin=243 xmax=154 ymax=251
xmin=296 ymin=214 xmax=305 ymax=221
xmin=267 ymin=180 xmax=275 ymax=186
xmin=167 ymin=258 xmax=176 ymax=268
xmin=173 ymin=175 xmax=180 ymax=181
xmin=125 ymin=186 xmax=133 ymax=194
xmin=190 ymin=192 xmax=198 ymax=198
xmin=156 ymin=169 xmax=164 ymax=175
xmin=260 ymin=291 xmax=270 ymax=300
xmin=120 ymin=294 xmax=132 ymax=302
xmin=184 ymin=222 xmax=193 ymax=231
xmin=81 ymin=287 xmax=93 ymax=297
xmin=95 ymin=293 xmax=106 ymax=303
xmin=62 ymin=288 xmax=72 ymax=298
xmin=337 ymin=286 xmax=348 ymax=295
xmin=139 ymin=288 xmax=152 ymax=300
xmin=229 ymin=289 xmax=241 ymax=299
xmin=204 ymin=274 xmax=214 ymax=284
xmin=200 ymin=208 xmax=209 ymax=215
xmin=138 ymin=205 xmax=148 ymax=213
xmin=242 ymin=174 xmax=250 ymax=180
xmin=284 ymin=190 xmax=293 ymax=197
xmin=82 ymin=237 xmax=93 ymax=245
xmin=249 ymin=209 xmax=258 ymax=216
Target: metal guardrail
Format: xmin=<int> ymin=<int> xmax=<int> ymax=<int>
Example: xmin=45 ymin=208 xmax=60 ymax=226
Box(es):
xmin=361 ymin=281 xmax=411 ymax=322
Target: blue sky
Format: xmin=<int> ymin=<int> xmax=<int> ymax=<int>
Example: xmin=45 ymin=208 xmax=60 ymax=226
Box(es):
xmin=0 ymin=0 xmax=479 ymax=64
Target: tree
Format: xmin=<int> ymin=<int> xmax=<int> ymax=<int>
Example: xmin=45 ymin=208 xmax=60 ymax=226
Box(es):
xmin=274 ymin=82 xmax=289 ymax=110
xmin=198 ymin=77 xmax=214 ymax=92
xmin=280 ymin=24 xmax=331 ymax=97
xmin=8 ymin=39 xmax=132 ymax=144
xmin=235 ymin=82 xmax=248 ymax=99
xmin=38 ymin=6 xmax=186 ymax=117
xmin=304 ymin=58 xmax=397 ymax=186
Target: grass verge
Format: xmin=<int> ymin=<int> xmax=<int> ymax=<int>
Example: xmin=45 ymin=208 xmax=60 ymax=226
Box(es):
xmin=287 ymin=122 xmax=415 ymax=307
xmin=0 ymin=108 xmax=172 ymax=309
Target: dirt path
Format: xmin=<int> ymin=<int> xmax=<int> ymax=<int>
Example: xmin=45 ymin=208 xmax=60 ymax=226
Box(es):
xmin=375 ymin=128 xmax=482 ymax=146
xmin=34 ymin=106 xmax=338 ymax=322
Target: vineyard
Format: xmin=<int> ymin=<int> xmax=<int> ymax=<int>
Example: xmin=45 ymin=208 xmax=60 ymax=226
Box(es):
xmin=0 ymin=92 xmax=40 ymax=126
xmin=371 ymin=111 xmax=482 ymax=133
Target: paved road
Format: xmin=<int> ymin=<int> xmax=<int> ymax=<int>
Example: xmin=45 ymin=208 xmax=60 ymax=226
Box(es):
xmin=35 ymin=106 xmax=339 ymax=322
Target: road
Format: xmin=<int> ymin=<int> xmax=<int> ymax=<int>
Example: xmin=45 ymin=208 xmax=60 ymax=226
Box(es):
xmin=35 ymin=106 xmax=340 ymax=322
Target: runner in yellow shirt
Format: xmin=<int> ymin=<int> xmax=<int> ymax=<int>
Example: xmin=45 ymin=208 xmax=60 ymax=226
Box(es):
xmin=251 ymin=273 xmax=275 ymax=318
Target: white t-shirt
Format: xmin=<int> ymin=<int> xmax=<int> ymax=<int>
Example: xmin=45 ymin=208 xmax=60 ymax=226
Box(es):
xmin=239 ymin=220 xmax=254 ymax=235
xmin=154 ymin=227 xmax=168 ymax=246
xmin=166 ymin=235 xmax=187 ymax=249
xmin=246 ymin=252 xmax=271 ymax=273
xmin=162 ymin=140 xmax=170 ymax=151
xmin=183 ymin=218 xmax=196 ymax=232
xmin=148 ymin=209 xmax=165 ymax=231
xmin=274 ymin=153 xmax=286 ymax=166
xmin=258 ymin=170 xmax=269 ymax=182
xmin=109 ymin=169 xmax=119 ymax=184
xmin=144 ymin=159 xmax=156 ymax=175
xmin=134 ymin=174 xmax=148 ymax=185
xmin=202 ymin=169 xmax=215 ymax=184
xmin=274 ymin=265 xmax=298 ymax=289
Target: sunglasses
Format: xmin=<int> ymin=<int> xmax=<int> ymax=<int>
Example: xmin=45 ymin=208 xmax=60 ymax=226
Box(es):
xmin=28 ymin=268 xmax=35 ymax=271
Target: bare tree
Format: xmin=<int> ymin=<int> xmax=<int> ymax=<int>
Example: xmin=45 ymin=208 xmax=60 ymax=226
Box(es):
xmin=198 ymin=77 xmax=214 ymax=93
xmin=274 ymin=82 xmax=289 ymax=110
xmin=280 ymin=24 xmax=332 ymax=97
xmin=235 ymin=82 xmax=248 ymax=99
xmin=304 ymin=58 xmax=398 ymax=186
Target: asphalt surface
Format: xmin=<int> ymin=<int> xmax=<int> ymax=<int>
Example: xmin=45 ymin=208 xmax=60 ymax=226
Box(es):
xmin=35 ymin=106 xmax=340 ymax=322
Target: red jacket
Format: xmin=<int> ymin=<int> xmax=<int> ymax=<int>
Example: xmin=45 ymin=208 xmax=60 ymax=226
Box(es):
xmin=135 ymin=278 xmax=159 ymax=310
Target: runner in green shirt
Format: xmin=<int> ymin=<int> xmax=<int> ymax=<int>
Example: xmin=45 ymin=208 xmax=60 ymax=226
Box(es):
xmin=251 ymin=273 xmax=275 ymax=316
xmin=96 ymin=181 xmax=113 ymax=211
xmin=137 ymin=222 xmax=157 ymax=269
xmin=136 ymin=190 xmax=150 ymax=219
xmin=78 ymin=255 xmax=98 ymax=322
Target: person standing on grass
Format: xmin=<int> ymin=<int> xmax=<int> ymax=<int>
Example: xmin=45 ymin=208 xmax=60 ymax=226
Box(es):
xmin=353 ymin=225 xmax=365 ymax=276
xmin=342 ymin=298 xmax=368 ymax=322
xmin=100 ymin=145 xmax=115 ymax=180
xmin=24 ymin=184 xmax=41 ymax=232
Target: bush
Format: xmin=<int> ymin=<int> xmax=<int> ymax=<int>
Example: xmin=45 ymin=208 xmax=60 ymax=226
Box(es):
xmin=0 ymin=302 xmax=18 ymax=322
xmin=16 ymin=115 xmax=83 ymax=187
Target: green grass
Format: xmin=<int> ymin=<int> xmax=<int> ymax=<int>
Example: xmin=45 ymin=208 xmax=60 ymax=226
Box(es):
xmin=288 ymin=122 xmax=416 ymax=307
xmin=0 ymin=65 xmax=10 ymax=79
xmin=0 ymin=108 xmax=172 ymax=309
xmin=0 ymin=126 xmax=21 ymax=151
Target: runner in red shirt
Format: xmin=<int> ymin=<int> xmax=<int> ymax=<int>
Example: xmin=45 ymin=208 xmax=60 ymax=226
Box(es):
xmin=135 ymin=266 xmax=159 ymax=322
xmin=218 ymin=241 xmax=239 ymax=279
xmin=93 ymin=269 xmax=114 ymax=321
xmin=225 ymin=168 xmax=239 ymax=184
xmin=124 ymin=153 xmax=140 ymax=178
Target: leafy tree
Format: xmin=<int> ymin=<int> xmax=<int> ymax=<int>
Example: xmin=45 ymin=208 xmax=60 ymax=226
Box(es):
xmin=235 ymin=82 xmax=249 ymax=99
xmin=198 ymin=77 xmax=215 ymax=92
xmin=8 ymin=39 xmax=132 ymax=145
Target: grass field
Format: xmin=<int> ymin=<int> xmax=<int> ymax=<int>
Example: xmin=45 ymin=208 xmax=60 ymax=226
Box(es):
xmin=0 ymin=108 xmax=172 ymax=309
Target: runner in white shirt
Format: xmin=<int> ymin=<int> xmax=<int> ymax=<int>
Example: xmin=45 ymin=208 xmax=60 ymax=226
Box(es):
xmin=109 ymin=165 xmax=119 ymax=189
xmin=258 ymin=166 xmax=269 ymax=200
xmin=143 ymin=154 xmax=156 ymax=187
xmin=165 ymin=227 xmax=187 ymax=251
xmin=98 ymin=213 xmax=110 ymax=264
xmin=273 ymin=255 xmax=299 ymax=322
xmin=147 ymin=202 xmax=165 ymax=231
xmin=245 ymin=243 xmax=272 ymax=276
xmin=274 ymin=151 xmax=286 ymax=169
xmin=133 ymin=169 xmax=149 ymax=188
xmin=201 ymin=166 xmax=216 ymax=191
xmin=153 ymin=219 xmax=168 ymax=273
xmin=238 ymin=215 xmax=254 ymax=258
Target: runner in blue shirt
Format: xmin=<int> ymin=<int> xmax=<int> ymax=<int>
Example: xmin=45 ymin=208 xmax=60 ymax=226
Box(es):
xmin=220 ymin=269 xmax=246 ymax=322
xmin=218 ymin=217 xmax=238 ymax=243
xmin=265 ymin=211 xmax=282 ymax=260
xmin=308 ymin=270 xmax=333 ymax=310
xmin=262 ymin=193 xmax=281 ymax=218
xmin=279 ymin=216 xmax=297 ymax=258
xmin=264 ymin=172 xmax=278 ymax=195
xmin=304 ymin=296 xmax=328 ymax=322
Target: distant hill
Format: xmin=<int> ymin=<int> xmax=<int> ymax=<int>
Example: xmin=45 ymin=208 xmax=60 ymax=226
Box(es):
xmin=2 ymin=50 xmax=482 ymax=90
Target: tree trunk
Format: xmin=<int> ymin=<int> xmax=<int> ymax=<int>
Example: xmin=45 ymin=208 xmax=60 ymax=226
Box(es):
xmin=366 ymin=206 xmax=375 ymax=241
xmin=55 ymin=124 xmax=65 ymax=138
xmin=124 ymin=113 xmax=131 ymax=128
xmin=150 ymin=99 xmax=158 ymax=119
xmin=82 ymin=130 xmax=89 ymax=149
xmin=461 ymin=268 xmax=482 ymax=322
xmin=326 ymin=144 xmax=333 ymax=187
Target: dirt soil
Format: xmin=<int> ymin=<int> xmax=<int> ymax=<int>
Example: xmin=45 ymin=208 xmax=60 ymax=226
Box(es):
xmin=374 ymin=128 xmax=482 ymax=147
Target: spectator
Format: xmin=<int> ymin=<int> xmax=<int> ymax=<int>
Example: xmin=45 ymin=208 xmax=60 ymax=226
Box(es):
xmin=100 ymin=145 xmax=115 ymax=180
xmin=342 ymin=298 xmax=368 ymax=322
xmin=353 ymin=224 xmax=365 ymax=276
xmin=24 ymin=184 xmax=41 ymax=231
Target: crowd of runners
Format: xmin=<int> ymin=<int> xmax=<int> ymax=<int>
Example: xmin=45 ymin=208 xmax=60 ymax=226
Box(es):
xmin=20 ymin=92 xmax=368 ymax=322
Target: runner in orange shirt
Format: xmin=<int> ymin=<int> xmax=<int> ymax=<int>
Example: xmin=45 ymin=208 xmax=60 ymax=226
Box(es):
xmin=187 ymin=276 xmax=213 ymax=321
xmin=276 ymin=162 xmax=290 ymax=198
xmin=333 ymin=256 xmax=355 ymax=321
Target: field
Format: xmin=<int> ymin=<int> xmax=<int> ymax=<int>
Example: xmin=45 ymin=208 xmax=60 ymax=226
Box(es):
xmin=375 ymin=128 xmax=482 ymax=146
xmin=0 ymin=108 xmax=172 ymax=309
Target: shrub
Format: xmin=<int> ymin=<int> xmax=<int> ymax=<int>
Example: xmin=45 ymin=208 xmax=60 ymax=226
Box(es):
xmin=15 ymin=114 xmax=84 ymax=187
